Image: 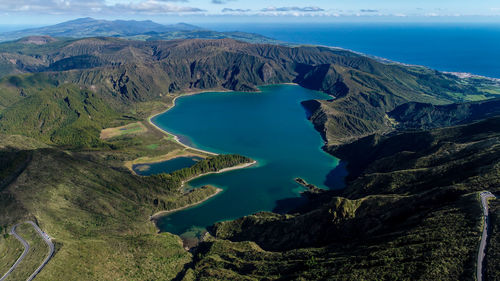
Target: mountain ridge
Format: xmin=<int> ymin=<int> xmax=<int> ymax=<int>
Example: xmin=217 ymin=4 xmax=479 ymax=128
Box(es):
xmin=0 ymin=37 xmax=498 ymax=146
xmin=0 ymin=18 xmax=277 ymax=45
xmin=193 ymin=112 xmax=500 ymax=280
xmin=0 ymin=34 xmax=499 ymax=280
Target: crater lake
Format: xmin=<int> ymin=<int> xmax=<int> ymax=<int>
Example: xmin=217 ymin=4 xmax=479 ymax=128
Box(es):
xmin=150 ymin=84 xmax=346 ymax=236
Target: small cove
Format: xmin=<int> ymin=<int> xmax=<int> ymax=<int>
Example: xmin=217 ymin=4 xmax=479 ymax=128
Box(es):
xmin=145 ymin=85 xmax=346 ymax=236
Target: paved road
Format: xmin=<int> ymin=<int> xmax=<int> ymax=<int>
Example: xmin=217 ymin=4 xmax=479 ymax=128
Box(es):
xmin=25 ymin=221 xmax=54 ymax=281
xmin=477 ymin=191 xmax=496 ymax=281
xmin=0 ymin=221 xmax=54 ymax=281
xmin=0 ymin=224 xmax=30 ymax=281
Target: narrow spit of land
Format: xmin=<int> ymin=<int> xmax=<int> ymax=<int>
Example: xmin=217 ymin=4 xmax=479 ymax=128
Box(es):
xmin=151 ymin=160 xmax=258 ymax=219
xmin=144 ymin=91 xmax=258 ymax=217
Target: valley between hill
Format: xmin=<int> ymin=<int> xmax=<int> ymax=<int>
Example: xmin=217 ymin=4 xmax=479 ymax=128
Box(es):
xmin=0 ymin=35 xmax=499 ymax=280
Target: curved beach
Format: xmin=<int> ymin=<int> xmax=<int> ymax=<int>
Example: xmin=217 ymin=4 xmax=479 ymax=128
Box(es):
xmin=146 ymin=90 xmax=258 ymax=217
xmin=147 ymin=91 xmax=224 ymax=156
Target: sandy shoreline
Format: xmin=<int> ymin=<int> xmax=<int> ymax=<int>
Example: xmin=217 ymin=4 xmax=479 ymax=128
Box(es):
xmin=149 ymin=160 xmax=257 ymax=221
xmin=147 ymin=90 xmax=230 ymax=156
xmin=145 ymin=90 xmax=259 ymax=220
xmin=147 ymin=83 xmax=301 ymax=158
xmin=179 ymin=160 xmax=257 ymax=189
xmin=125 ymin=150 xmax=208 ymax=175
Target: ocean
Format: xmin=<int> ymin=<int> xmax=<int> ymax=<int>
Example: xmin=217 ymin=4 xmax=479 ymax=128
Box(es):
xmin=205 ymin=22 xmax=500 ymax=79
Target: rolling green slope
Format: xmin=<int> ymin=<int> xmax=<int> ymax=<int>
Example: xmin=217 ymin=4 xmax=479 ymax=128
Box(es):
xmin=0 ymin=83 xmax=118 ymax=147
xmin=0 ymin=234 xmax=23 ymax=279
xmin=388 ymin=97 xmax=500 ymax=130
xmin=486 ymin=200 xmax=500 ymax=281
xmin=0 ymin=36 xmax=498 ymax=280
xmin=0 ymin=134 xmax=252 ymax=280
xmin=0 ymin=38 xmax=497 ymax=147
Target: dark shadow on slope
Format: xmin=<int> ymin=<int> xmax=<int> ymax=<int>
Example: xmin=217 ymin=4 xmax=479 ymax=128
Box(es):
xmin=272 ymin=196 xmax=308 ymax=214
xmin=324 ymin=160 xmax=348 ymax=190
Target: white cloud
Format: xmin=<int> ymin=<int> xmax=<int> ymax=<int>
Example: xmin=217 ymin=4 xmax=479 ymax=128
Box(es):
xmin=114 ymin=0 xmax=203 ymax=14
xmin=212 ymin=0 xmax=236 ymax=4
xmin=222 ymin=8 xmax=250 ymax=13
xmin=261 ymin=6 xmax=324 ymax=13
xmin=0 ymin=0 xmax=203 ymax=14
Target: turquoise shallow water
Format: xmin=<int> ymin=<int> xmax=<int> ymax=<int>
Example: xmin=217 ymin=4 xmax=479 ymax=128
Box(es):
xmin=152 ymin=85 xmax=345 ymax=235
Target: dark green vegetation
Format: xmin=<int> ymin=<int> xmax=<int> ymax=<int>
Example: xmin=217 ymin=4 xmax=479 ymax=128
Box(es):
xmin=0 ymin=83 xmax=118 ymax=147
xmin=389 ymin=97 xmax=500 ymax=130
xmin=300 ymin=66 xmax=500 ymax=145
xmin=182 ymin=115 xmax=500 ymax=280
xmin=0 ymin=32 xmax=498 ymax=280
xmin=151 ymin=154 xmax=253 ymax=211
xmin=0 ymin=37 xmax=498 ymax=147
xmin=159 ymin=154 xmax=252 ymax=183
xmin=0 ymin=18 xmax=277 ymax=44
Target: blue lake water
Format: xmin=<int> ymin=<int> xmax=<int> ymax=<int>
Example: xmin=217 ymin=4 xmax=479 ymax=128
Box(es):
xmin=152 ymin=85 xmax=345 ymax=235
xmin=205 ymin=22 xmax=500 ymax=78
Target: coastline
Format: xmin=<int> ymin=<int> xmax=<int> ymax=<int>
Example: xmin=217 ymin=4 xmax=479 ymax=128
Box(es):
xmin=147 ymin=89 xmax=231 ymax=157
xmin=146 ymin=89 xmax=259 ymax=188
xmin=145 ymin=90 xmax=259 ymax=220
xmin=179 ymin=160 xmax=257 ymax=189
xmin=146 ymin=83 xmax=303 ymax=158
xmin=149 ymin=160 xmax=257 ymax=224
xmin=299 ymin=44 xmax=500 ymax=81
xmin=125 ymin=150 xmax=208 ymax=175
xmin=150 ymin=188 xmax=223 ymax=220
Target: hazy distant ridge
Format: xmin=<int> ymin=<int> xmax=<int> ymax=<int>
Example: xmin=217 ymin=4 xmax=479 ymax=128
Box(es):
xmin=0 ymin=17 xmax=277 ymax=44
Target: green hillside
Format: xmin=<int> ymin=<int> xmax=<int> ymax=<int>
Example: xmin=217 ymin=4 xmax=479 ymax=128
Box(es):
xmin=0 ymin=36 xmax=498 ymax=280
xmin=0 ymin=134 xmax=251 ymax=280
xmin=0 ymin=83 xmax=118 ymax=147
xmin=183 ymin=115 xmax=500 ymax=280
xmin=0 ymin=38 xmax=497 ymax=148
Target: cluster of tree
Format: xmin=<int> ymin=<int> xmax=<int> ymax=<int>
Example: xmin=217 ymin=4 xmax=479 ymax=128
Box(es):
xmin=152 ymin=154 xmax=252 ymax=186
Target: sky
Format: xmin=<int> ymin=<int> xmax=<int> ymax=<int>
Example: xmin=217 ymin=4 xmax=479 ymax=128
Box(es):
xmin=0 ymin=0 xmax=500 ymax=25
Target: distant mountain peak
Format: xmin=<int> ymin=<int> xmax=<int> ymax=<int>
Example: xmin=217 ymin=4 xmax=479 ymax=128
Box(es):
xmin=0 ymin=18 xmax=277 ymax=45
xmin=64 ymin=17 xmax=97 ymax=23
xmin=0 ymin=18 xmax=203 ymax=42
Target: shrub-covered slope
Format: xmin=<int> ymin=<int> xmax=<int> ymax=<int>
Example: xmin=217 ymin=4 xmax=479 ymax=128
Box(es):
xmin=388 ymin=97 xmax=500 ymax=130
xmin=0 ymin=134 xmax=252 ymax=280
xmin=182 ymin=115 xmax=500 ymax=281
xmin=0 ymin=37 xmax=499 ymax=280
xmin=0 ymin=38 xmax=498 ymax=146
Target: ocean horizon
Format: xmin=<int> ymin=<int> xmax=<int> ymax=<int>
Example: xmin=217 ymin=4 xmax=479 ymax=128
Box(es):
xmin=206 ymin=22 xmax=500 ymax=79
